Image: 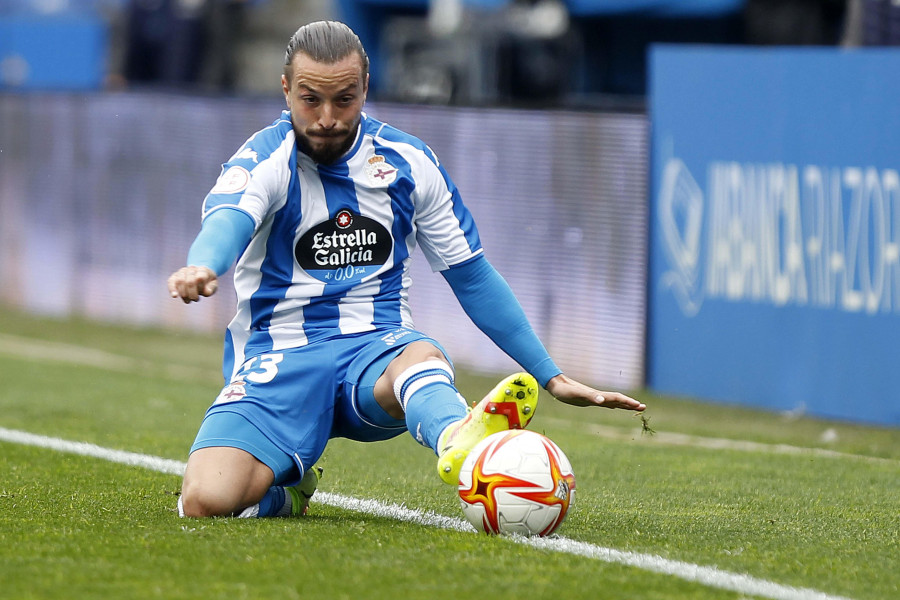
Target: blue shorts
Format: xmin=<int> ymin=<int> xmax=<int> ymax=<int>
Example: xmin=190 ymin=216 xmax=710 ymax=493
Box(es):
xmin=190 ymin=327 xmax=449 ymax=485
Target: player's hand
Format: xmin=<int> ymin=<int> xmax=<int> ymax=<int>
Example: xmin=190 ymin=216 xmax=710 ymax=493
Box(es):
xmin=545 ymin=373 xmax=646 ymax=411
xmin=167 ymin=266 xmax=219 ymax=303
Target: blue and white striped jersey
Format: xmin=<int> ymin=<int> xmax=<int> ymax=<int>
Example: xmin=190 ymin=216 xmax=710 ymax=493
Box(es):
xmin=202 ymin=111 xmax=483 ymax=376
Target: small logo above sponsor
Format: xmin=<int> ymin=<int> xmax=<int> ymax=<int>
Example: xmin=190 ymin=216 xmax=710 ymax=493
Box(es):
xmin=365 ymin=155 xmax=398 ymax=186
xmin=210 ymin=166 xmax=250 ymax=194
xmin=335 ymin=210 xmax=353 ymax=229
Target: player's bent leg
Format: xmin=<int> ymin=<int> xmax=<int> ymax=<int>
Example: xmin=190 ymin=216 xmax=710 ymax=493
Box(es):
xmin=179 ymin=446 xmax=275 ymax=517
xmin=376 ymin=341 xmax=469 ymax=451
xmin=436 ymin=372 xmax=539 ymax=485
xmin=182 ymin=403 xmax=325 ymax=518
xmin=374 ymin=341 xmax=451 ymax=419
xmin=179 ymin=447 xmax=321 ymax=518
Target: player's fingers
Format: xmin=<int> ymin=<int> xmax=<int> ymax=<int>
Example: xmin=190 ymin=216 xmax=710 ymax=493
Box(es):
xmin=167 ymin=270 xmax=191 ymax=301
xmin=597 ymin=391 xmax=646 ymax=411
xmin=168 ymin=267 xmax=204 ymax=303
xmin=183 ymin=268 xmax=203 ymax=302
xmin=167 ymin=273 xmax=181 ymax=298
xmin=193 ymin=266 xmax=217 ymax=297
xmin=202 ymin=279 xmax=219 ymax=297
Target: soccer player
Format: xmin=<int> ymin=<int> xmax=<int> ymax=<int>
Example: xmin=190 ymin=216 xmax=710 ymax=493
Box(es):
xmin=167 ymin=20 xmax=646 ymax=518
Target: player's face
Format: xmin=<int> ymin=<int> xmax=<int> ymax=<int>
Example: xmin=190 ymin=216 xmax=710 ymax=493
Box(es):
xmin=282 ymin=52 xmax=368 ymax=165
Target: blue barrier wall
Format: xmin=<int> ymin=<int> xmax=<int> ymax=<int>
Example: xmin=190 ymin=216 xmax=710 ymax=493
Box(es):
xmin=648 ymin=46 xmax=900 ymax=426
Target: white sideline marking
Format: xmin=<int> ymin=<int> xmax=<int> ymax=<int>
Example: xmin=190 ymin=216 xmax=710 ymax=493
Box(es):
xmin=0 ymin=427 xmax=186 ymax=476
xmin=0 ymin=426 xmax=853 ymax=600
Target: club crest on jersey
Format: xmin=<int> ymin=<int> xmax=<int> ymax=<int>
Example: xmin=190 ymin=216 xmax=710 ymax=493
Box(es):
xmin=365 ymin=155 xmax=398 ymax=186
xmin=213 ymin=380 xmax=246 ymax=404
xmin=295 ymin=211 xmax=392 ymax=284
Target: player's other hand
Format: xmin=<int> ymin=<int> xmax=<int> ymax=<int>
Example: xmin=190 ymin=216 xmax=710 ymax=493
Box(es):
xmin=545 ymin=373 xmax=646 ymax=411
xmin=167 ymin=266 xmax=219 ymax=303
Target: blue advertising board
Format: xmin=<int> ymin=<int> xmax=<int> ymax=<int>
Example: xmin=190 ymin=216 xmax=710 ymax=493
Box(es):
xmin=0 ymin=15 xmax=107 ymax=90
xmin=648 ymin=45 xmax=900 ymax=426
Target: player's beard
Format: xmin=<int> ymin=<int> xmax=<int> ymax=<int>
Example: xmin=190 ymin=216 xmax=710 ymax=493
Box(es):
xmin=296 ymin=123 xmax=359 ymax=165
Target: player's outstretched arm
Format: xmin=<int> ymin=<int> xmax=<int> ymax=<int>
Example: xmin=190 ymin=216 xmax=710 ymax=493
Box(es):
xmin=168 ymin=266 xmax=218 ymax=304
xmin=545 ymin=373 xmax=646 ymax=411
xmin=167 ymin=207 xmax=255 ymax=304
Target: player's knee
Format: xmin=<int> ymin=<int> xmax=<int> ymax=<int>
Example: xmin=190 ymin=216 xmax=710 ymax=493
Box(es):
xmin=179 ymin=482 xmax=237 ymax=518
xmin=408 ymin=341 xmax=450 ymax=365
xmin=179 ymin=446 xmax=274 ymax=517
xmin=389 ymin=341 xmax=451 ymax=378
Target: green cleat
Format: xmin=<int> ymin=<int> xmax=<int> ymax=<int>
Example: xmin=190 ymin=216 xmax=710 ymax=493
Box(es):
xmin=285 ymin=465 xmax=322 ymax=516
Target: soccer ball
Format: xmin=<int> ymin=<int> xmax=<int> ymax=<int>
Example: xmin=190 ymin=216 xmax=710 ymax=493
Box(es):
xmin=458 ymin=430 xmax=575 ymax=536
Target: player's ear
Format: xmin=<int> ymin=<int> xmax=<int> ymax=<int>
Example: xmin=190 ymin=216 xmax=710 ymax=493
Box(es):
xmin=362 ymin=73 xmax=369 ymax=102
xmin=282 ymin=74 xmax=291 ymax=108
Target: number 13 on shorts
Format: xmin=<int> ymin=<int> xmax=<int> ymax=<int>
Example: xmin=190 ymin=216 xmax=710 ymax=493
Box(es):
xmin=238 ymin=354 xmax=284 ymax=384
xmin=214 ymin=354 xmax=284 ymax=405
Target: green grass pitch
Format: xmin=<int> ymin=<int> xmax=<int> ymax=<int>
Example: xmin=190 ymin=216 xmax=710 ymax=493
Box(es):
xmin=0 ymin=308 xmax=897 ymax=600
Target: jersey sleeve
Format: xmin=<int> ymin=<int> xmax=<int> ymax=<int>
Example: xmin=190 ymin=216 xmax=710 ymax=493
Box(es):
xmin=187 ymin=207 xmax=255 ymax=276
xmin=409 ymin=145 xmax=483 ymax=271
xmin=201 ymin=114 xmax=294 ymax=229
xmin=441 ymin=254 xmax=562 ymax=387
xmin=370 ymin=122 xmax=482 ymax=270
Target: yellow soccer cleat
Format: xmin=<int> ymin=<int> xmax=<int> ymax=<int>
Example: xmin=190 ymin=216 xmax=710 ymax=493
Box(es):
xmin=436 ymin=372 xmax=539 ymax=485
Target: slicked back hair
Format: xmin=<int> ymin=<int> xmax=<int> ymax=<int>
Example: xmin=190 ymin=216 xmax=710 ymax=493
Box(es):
xmin=283 ymin=21 xmax=369 ymax=83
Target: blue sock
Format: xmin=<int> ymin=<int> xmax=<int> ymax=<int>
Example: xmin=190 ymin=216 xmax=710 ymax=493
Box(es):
xmin=177 ymin=486 xmax=292 ymax=519
xmin=232 ymin=486 xmax=289 ymax=518
xmin=256 ymin=486 xmax=287 ymax=517
xmin=393 ymin=360 xmax=468 ymax=454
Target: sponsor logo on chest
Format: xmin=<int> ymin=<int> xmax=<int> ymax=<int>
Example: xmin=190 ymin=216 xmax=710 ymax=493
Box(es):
xmin=295 ymin=210 xmax=392 ymax=284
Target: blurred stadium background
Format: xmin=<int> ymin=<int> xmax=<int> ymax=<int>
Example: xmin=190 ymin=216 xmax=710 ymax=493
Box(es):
xmin=2 ymin=0 xmax=899 ymax=426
